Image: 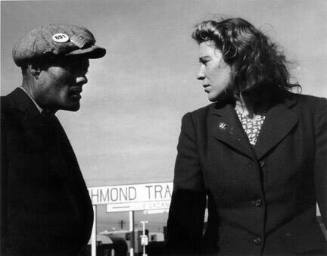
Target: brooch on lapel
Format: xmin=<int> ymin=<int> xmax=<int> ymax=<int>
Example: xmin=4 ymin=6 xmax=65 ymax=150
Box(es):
xmin=218 ymin=122 xmax=228 ymax=130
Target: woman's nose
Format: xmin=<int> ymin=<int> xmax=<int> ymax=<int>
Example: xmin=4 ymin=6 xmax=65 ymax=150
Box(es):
xmin=197 ymin=66 xmax=205 ymax=80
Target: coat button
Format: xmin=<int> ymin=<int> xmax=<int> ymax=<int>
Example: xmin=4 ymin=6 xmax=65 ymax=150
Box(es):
xmin=259 ymin=161 xmax=265 ymax=168
xmin=253 ymin=237 xmax=262 ymax=245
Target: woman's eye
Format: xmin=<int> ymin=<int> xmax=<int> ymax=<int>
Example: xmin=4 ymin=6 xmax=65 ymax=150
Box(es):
xmin=202 ymin=60 xmax=209 ymax=66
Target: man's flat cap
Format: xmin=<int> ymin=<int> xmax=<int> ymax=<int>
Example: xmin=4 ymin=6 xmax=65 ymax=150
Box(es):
xmin=12 ymin=24 xmax=106 ymax=66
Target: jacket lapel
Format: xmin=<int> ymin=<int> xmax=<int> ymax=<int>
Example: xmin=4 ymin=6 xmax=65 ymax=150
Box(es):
xmin=254 ymin=97 xmax=298 ymax=160
xmin=209 ymin=103 xmax=256 ymax=160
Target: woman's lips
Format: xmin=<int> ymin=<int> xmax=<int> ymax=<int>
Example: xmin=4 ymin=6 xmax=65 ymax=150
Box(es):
xmin=203 ymin=84 xmax=210 ymax=92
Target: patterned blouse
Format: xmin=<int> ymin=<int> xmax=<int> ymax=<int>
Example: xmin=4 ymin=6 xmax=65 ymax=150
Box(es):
xmin=235 ymin=103 xmax=266 ymax=145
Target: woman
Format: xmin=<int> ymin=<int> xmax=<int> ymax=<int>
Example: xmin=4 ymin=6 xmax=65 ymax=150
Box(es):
xmin=166 ymin=18 xmax=327 ymax=255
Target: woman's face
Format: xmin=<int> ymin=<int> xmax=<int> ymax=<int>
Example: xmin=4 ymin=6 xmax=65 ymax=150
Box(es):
xmin=197 ymin=41 xmax=232 ymax=101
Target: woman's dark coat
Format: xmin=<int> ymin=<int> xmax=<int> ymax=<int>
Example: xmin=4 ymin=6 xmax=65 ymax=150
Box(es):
xmin=167 ymin=90 xmax=327 ymax=255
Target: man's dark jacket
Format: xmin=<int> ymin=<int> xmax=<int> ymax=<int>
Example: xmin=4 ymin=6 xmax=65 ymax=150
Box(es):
xmin=1 ymin=88 xmax=93 ymax=256
xmin=167 ymin=90 xmax=327 ymax=255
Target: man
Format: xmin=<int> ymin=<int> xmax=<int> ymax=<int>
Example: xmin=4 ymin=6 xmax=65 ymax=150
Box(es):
xmin=1 ymin=24 xmax=106 ymax=256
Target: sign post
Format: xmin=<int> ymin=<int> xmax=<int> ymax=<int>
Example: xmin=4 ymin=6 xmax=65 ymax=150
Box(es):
xmin=140 ymin=221 xmax=149 ymax=256
xmin=129 ymin=211 xmax=135 ymax=256
xmin=91 ymin=205 xmax=97 ymax=256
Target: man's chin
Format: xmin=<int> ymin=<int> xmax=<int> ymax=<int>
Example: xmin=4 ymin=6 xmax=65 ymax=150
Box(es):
xmin=70 ymin=105 xmax=81 ymax=112
xmin=62 ymin=103 xmax=80 ymax=112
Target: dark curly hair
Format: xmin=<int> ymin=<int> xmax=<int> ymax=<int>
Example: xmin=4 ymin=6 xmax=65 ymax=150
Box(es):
xmin=192 ymin=18 xmax=299 ymax=97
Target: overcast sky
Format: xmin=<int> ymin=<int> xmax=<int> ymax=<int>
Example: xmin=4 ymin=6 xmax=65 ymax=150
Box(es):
xmin=1 ymin=0 xmax=327 ymax=232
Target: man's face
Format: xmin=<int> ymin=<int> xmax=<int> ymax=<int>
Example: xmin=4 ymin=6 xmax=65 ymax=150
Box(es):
xmin=35 ymin=57 xmax=90 ymax=112
xmin=197 ymin=41 xmax=232 ymax=102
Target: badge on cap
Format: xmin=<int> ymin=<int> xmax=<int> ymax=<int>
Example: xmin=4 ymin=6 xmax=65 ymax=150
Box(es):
xmin=52 ymin=33 xmax=69 ymax=43
xmin=70 ymin=35 xmax=87 ymax=48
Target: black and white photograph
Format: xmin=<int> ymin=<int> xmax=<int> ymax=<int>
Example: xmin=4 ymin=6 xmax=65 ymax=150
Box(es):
xmin=1 ymin=1 xmax=327 ymax=255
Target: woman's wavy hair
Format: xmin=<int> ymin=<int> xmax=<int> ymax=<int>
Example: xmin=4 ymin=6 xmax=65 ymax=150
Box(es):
xmin=192 ymin=18 xmax=299 ymax=96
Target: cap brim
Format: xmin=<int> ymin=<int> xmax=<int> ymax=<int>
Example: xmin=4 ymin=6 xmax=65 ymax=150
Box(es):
xmin=66 ymin=45 xmax=106 ymax=59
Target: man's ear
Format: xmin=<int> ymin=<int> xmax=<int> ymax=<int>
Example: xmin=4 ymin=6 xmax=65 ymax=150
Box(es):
xmin=28 ymin=64 xmax=41 ymax=79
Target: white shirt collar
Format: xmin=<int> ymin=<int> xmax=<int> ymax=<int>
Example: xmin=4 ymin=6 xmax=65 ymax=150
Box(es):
xmin=19 ymin=87 xmax=43 ymax=113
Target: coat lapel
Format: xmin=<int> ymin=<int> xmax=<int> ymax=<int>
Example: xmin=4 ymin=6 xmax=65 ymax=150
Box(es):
xmin=254 ymin=97 xmax=298 ymax=160
xmin=209 ymin=103 xmax=256 ymax=160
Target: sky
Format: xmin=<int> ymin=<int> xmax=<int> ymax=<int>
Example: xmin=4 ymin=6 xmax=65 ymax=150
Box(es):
xmin=1 ymin=0 xmax=327 ymax=233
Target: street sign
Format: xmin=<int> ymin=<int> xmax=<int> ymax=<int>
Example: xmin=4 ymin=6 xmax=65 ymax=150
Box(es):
xmin=88 ymin=182 xmax=173 ymax=212
xmin=141 ymin=235 xmax=148 ymax=246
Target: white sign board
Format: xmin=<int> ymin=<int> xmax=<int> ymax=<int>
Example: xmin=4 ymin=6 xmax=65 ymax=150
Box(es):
xmin=88 ymin=182 xmax=173 ymax=212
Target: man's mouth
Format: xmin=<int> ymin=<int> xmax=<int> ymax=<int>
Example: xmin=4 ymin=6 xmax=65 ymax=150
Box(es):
xmin=70 ymin=94 xmax=81 ymax=100
xmin=69 ymin=88 xmax=82 ymax=100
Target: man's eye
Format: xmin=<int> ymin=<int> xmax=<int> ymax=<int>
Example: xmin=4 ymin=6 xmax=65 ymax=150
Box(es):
xmin=68 ymin=65 xmax=86 ymax=74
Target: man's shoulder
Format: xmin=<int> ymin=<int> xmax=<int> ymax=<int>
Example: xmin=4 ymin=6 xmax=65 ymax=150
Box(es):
xmin=1 ymin=94 xmax=14 ymax=116
xmin=1 ymin=88 xmax=40 ymax=116
xmin=1 ymin=89 xmax=32 ymax=127
xmin=1 ymin=90 xmax=20 ymax=115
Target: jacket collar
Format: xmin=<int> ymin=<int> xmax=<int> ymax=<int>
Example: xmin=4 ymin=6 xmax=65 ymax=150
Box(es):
xmin=7 ymin=88 xmax=42 ymax=119
xmin=19 ymin=86 xmax=43 ymax=113
xmin=254 ymin=94 xmax=298 ymax=159
xmin=209 ymin=91 xmax=298 ymax=160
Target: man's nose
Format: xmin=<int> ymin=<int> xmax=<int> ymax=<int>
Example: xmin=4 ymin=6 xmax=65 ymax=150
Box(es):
xmin=76 ymin=76 xmax=88 ymax=85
